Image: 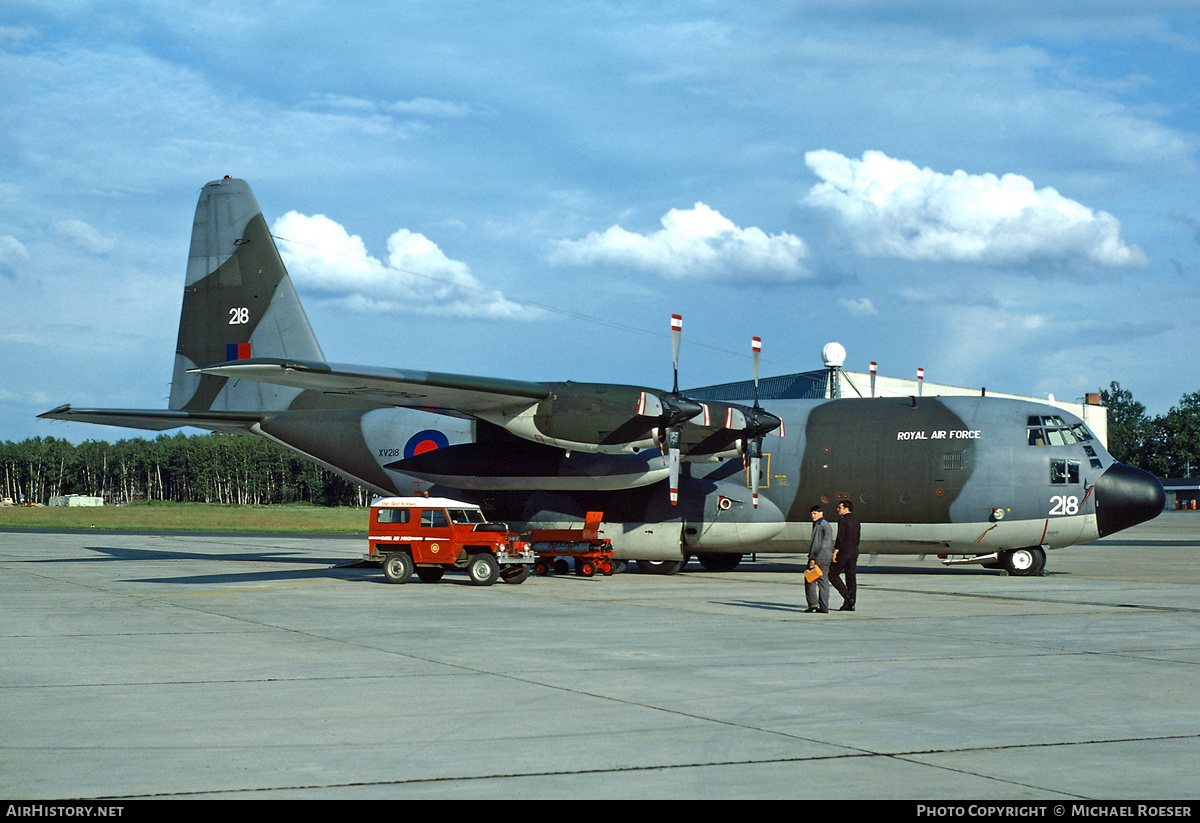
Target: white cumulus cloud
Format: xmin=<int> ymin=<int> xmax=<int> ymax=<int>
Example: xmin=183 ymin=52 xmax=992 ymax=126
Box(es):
xmin=804 ymin=150 xmax=1147 ymax=269
xmin=0 ymin=234 xmax=29 ymax=276
xmin=547 ymin=202 xmax=811 ymax=281
xmin=54 ymin=219 xmax=114 ymax=255
xmin=271 ymin=212 xmax=539 ymax=320
xmin=839 ymin=297 xmax=878 ymax=317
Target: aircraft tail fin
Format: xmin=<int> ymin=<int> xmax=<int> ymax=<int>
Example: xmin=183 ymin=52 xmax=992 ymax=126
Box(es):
xmin=169 ymin=177 xmax=324 ymax=412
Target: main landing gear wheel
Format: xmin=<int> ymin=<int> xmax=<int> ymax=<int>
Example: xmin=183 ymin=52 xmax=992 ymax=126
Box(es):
xmin=1002 ymin=547 xmax=1046 ymax=576
xmin=636 ymin=559 xmax=684 ymax=575
xmin=696 ymin=553 xmax=743 ymax=572
xmin=382 ymin=552 xmax=413 ymax=584
xmin=467 ymin=552 xmax=500 ymax=586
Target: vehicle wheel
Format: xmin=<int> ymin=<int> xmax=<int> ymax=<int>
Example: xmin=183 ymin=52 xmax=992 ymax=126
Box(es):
xmin=553 ymin=558 xmax=570 ymax=575
xmin=697 ymin=552 xmax=743 ymax=572
xmin=636 ymin=559 xmax=684 ymax=575
xmin=467 ymin=552 xmax=500 ymax=586
xmin=382 ymin=552 xmax=413 ymax=584
xmin=576 ymin=558 xmax=596 ymax=577
xmin=416 ymin=566 xmax=445 ymax=583
xmin=1002 ymin=547 xmax=1045 ymax=576
xmin=501 ymin=565 xmax=530 ymax=584
xmin=535 ymin=561 xmax=551 ymax=576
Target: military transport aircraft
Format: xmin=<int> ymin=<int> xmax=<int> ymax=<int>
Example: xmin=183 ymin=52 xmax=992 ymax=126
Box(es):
xmin=41 ymin=177 xmax=1166 ymax=576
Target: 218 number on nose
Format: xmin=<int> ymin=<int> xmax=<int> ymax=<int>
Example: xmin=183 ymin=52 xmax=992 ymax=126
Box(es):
xmin=1049 ymin=495 xmax=1079 ymax=516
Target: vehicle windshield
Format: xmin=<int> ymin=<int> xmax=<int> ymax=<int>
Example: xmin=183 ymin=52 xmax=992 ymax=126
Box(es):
xmin=448 ymin=508 xmax=486 ymax=525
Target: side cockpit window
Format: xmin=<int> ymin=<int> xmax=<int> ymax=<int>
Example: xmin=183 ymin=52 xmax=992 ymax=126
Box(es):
xmin=1050 ymin=458 xmax=1080 ymax=484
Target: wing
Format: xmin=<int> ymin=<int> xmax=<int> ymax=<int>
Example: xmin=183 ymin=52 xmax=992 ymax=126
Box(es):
xmin=191 ymin=357 xmax=550 ymax=417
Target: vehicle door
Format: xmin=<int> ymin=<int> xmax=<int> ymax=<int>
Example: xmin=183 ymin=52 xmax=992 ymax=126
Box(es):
xmin=413 ymin=507 xmax=456 ymax=563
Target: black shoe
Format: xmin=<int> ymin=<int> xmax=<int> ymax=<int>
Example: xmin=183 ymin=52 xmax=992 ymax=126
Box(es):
xmin=817 ymin=608 xmax=829 ymax=613
xmin=804 ymin=607 xmax=818 ymax=613
xmin=839 ymin=602 xmax=855 ymax=611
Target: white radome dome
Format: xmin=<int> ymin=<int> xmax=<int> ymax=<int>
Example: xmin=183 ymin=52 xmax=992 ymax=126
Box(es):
xmin=822 ymin=342 xmax=846 ymax=368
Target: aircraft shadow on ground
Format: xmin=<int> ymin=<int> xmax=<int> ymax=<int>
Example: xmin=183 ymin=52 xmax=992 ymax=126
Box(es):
xmin=35 ymin=545 xmax=374 ymax=587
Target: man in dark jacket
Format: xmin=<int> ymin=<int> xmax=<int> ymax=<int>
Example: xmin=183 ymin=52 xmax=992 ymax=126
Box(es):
xmin=831 ymin=500 xmax=860 ymax=611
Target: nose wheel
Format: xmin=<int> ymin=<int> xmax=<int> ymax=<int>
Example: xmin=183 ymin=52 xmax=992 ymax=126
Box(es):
xmin=1002 ymin=546 xmax=1046 ymax=576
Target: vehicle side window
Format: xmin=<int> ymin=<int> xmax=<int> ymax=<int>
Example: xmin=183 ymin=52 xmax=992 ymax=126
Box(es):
xmin=377 ymin=508 xmax=410 ymax=525
xmin=421 ymin=509 xmax=449 ymax=528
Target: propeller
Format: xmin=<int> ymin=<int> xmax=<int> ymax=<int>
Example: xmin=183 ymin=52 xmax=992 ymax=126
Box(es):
xmin=667 ymin=316 xmax=686 ymax=506
xmin=643 ymin=316 xmax=780 ymax=508
xmin=660 ymin=314 xmax=706 ymax=505
xmin=631 ymin=314 xmax=702 ymax=505
xmin=744 ymin=335 xmax=784 ymax=508
xmin=666 ymin=314 xmax=686 ymax=505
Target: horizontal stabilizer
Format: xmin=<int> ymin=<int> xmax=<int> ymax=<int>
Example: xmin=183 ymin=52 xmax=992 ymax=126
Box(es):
xmin=39 ymin=405 xmax=265 ymax=433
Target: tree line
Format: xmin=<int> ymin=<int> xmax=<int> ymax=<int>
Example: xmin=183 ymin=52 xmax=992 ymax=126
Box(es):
xmin=1100 ymin=382 xmax=1200 ymax=478
xmin=1 ymin=432 xmax=368 ymax=507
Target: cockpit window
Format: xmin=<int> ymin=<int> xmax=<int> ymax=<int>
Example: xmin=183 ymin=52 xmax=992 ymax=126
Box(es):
xmin=1026 ymin=416 xmax=1094 ymax=446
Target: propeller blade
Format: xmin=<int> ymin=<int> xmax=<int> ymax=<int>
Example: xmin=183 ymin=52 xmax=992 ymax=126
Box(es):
xmin=752 ymin=336 xmax=761 ymax=407
xmin=666 ymin=427 xmax=682 ymax=506
xmin=747 ymin=435 xmax=762 ymax=509
xmin=671 ymin=314 xmax=682 ymax=393
xmin=725 ymin=406 xmax=747 ymax=430
xmin=637 ymin=391 xmax=663 ymax=418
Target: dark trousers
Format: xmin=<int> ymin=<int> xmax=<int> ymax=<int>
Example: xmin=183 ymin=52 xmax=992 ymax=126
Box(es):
xmin=830 ymin=553 xmax=858 ymax=604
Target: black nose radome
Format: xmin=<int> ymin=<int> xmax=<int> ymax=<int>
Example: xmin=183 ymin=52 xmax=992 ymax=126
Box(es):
xmin=1094 ymin=463 xmax=1166 ymax=538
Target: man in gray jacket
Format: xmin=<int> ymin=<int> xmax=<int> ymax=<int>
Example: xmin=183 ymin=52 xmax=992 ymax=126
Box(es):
xmin=806 ymin=505 xmax=833 ymax=613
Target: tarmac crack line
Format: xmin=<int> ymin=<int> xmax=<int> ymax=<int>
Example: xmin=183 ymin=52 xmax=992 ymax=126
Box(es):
xmin=77 ymin=731 xmax=1200 ymax=799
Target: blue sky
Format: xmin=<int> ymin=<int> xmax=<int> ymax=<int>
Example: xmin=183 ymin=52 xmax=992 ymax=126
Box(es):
xmin=3 ymin=1 xmax=1198 ymax=443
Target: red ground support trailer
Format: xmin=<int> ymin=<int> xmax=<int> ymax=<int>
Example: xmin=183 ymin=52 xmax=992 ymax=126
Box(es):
xmin=366 ymin=497 xmax=535 ymax=586
xmin=525 ymin=511 xmax=620 ymax=577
